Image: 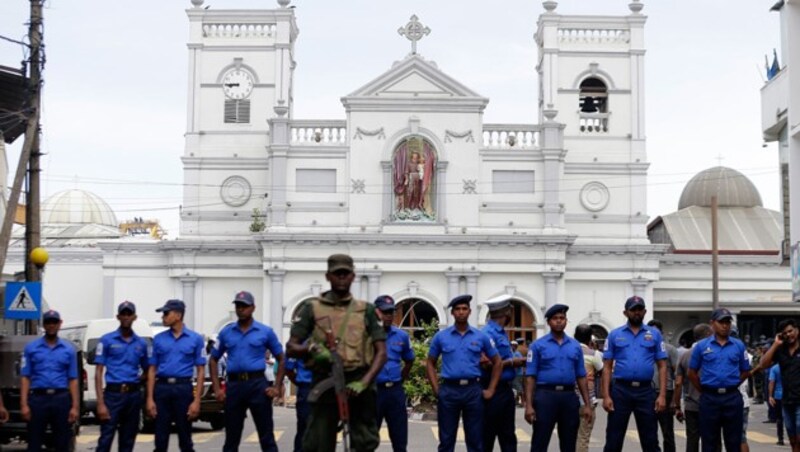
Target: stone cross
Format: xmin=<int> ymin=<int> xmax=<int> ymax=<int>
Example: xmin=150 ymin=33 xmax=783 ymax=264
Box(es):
xmin=398 ymin=15 xmax=430 ymax=54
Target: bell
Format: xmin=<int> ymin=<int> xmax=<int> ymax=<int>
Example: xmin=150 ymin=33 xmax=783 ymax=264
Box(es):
xmin=580 ymin=96 xmax=598 ymax=113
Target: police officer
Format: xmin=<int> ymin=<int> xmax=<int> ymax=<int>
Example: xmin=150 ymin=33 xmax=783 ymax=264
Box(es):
xmin=426 ymin=295 xmax=503 ymax=452
xmin=210 ymin=290 xmax=285 ymax=452
xmin=525 ymin=304 xmax=592 ymax=452
xmin=146 ymin=299 xmax=207 ymax=452
xmin=95 ymin=301 xmax=151 ymax=452
xmin=373 ymin=294 xmax=415 ymax=452
xmin=687 ymin=308 xmax=751 ymax=452
xmin=286 ymin=253 xmax=387 ymax=452
xmin=285 ymin=355 xmax=313 ymax=452
xmin=20 ymin=309 xmax=79 ymax=452
xmin=481 ymin=294 xmax=525 ymax=452
xmin=601 ymin=296 xmax=668 ymax=452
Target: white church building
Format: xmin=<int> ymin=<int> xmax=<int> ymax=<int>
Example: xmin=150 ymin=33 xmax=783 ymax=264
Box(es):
xmin=3 ymin=0 xmax=792 ymax=344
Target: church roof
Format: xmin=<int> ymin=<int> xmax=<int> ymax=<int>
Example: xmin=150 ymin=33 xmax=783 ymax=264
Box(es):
xmin=677 ymin=166 xmax=762 ymax=210
xmin=42 ymin=189 xmax=118 ymax=227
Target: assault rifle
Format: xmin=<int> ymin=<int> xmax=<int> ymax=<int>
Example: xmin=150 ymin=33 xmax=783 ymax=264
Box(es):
xmin=307 ymin=318 xmax=351 ymax=452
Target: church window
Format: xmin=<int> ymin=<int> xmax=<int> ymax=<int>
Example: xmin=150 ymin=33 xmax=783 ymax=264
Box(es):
xmin=491 ymin=299 xmax=538 ymax=344
xmin=391 ymin=136 xmax=437 ymax=222
xmin=578 ymin=77 xmax=608 ymax=133
xmin=492 ymin=170 xmax=535 ymax=194
xmin=296 ymin=168 xmax=336 ymax=193
xmin=224 ymin=99 xmax=250 ymax=124
xmin=393 ymin=298 xmax=440 ymax=339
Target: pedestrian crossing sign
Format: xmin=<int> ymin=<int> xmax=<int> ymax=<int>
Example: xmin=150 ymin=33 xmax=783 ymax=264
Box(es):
xmin=4 ymin=282 xmax=42 ymax=320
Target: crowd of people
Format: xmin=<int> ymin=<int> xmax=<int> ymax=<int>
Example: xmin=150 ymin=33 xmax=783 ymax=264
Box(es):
xmin=0 ymin=252 xmax=797 ymax=452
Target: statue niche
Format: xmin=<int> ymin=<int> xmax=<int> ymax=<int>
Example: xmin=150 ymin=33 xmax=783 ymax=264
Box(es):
xmin=392 ymin=137 xmax=436 ymax=221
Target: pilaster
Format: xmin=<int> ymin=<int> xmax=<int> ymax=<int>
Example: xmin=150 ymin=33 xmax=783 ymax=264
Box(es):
xmin=180 ymin=276 xmax=199 ymax=330
xmin=268 ymin=269 xmax=287 ymax=339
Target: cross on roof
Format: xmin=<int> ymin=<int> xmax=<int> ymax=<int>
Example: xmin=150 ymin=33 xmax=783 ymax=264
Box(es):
xmin=398 ymin=15 xmax=430 ymax=55
xmin=715 ymin=154 xmax=725 ymax=166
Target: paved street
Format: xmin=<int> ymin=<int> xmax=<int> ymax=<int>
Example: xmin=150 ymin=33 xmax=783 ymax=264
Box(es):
xmin=0 ymin=401 xmax=790 ymax=451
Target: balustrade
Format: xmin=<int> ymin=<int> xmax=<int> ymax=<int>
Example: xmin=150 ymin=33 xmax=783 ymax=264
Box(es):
xmin=290 ymin=121 xmax=347 ymax=145
xmin=558 ymin=28 xmax=630 ymax=44
xmin=579 ymin=113 xmax=609 ymax=134
xmin=482 ymin=125 xmax=540 ymax=149
xmin=202 ymin=23 xmax=276 ymax=39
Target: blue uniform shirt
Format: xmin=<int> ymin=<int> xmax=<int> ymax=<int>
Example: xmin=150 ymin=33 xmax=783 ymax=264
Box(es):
xmin=211 ymin=320 xmax=283 ymax=374
xmin=285 ymin=358 xmax=313 ymax=384
xmin=526 ymin=333 xmax=586 ymax=385
xmin=688 ymin=336 xmax=750 ymax=387
xmin=603 ymin=324 xmax=668 ymax=381
xmin=94 ymin=329 xmax=150 ymax=384
xmin=428 ymin=326 xmax=497 ymax=379
xmin=21 ymin=337 xmax=78 ymax=389
xmin=149 ymin=327 xmax=207 ymax=378
xmin=769 ymin=364 xmax=783 ymax=400
xmin=482 ymin=320 xmax=516 ymax=382
xmin=377 ymin=326 xmax=415 ymax=384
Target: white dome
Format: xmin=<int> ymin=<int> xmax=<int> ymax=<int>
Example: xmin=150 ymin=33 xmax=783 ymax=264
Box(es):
xmin=42 ymin=189 xmax=118 ymax=227
xmin=678 ymin=166 xmax=763 ymax=210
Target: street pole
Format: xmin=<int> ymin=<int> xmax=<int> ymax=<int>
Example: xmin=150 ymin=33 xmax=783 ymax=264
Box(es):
xmin=711 ymin=195 xmax=719 ymax=310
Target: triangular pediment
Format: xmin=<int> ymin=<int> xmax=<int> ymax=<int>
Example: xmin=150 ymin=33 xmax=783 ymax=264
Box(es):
xmin=342 ymin=54 xmax=488 ymax=110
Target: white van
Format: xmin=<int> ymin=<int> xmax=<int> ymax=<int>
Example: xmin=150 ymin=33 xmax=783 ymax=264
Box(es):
xmin=60 ymin=319 xmax=154 ymax=416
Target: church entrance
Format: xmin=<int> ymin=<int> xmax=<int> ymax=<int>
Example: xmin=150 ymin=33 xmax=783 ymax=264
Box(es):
xmin=501 ymin=300 xmax=538 ymax=345
xmin=394 ymin=298 xmax=440 ymax=339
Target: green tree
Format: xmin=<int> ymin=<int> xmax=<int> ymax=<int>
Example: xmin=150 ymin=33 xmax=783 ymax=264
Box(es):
xmin=403 ymin=319 xmax=441 ymax=412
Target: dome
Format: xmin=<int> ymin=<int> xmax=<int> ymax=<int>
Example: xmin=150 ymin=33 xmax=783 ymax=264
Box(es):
xmin=42 ymin=189 xmax=118 ymax=227
xmin=677 ymin=166 xmax=762 ymax=210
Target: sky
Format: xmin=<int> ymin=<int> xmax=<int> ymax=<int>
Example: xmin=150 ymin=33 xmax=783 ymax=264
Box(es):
xmin=0 ymin=0 xmax=784 ymax=237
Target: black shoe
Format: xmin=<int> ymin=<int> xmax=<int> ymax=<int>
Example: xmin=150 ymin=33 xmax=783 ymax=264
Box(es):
xmin=763 ymin=419 xmax=777 ymax=423
xmin=777 ymin=440 xmax=785 ymax=445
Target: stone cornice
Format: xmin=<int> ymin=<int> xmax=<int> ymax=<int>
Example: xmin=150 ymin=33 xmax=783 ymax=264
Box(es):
xmin=659 ymin=253 xmax=784 ymax=267
xmin=253 ymin=232 xmax=576 ymax=248
xmin=182 ymin=157 xmax=269 ymax=170
xmin=564 ymin=162 xmax=650 ymax=175
xmin=99 ymin=239 xmax=259 ymax=254
xmin=568 ymin=243 xmax=668 ymax=256
xmin=342 ymin=98 xmax=488 ymax=114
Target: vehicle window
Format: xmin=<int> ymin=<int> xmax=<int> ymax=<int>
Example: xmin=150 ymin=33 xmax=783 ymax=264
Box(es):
xmin=86 ymin=338 xmax=100 ymax=365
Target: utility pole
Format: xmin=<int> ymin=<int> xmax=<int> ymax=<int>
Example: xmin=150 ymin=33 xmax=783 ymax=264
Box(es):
xmin=711 ymin=195 xmax=719 ymax=310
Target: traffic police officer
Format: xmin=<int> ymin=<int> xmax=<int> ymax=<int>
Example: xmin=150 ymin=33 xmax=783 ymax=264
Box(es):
xmin=146 ymin=299 xmax=206 ymax=452
xmin=426 ymin=295 xmax=503 ymax=452
xmin=525 ymin=304 xmax=592 ymax=452
xmin=95 ymin=301 xmax=150 ymax=452
xmin=373 ymin=295 xmax=415 ymax=452
xmin=285 ymin=355 xmax=313 ymax=452
xmin=210 ymin=290 xmax=285 ymax=452
xmin=481 ymin=294 xmax=525 ymax=452
xmin=687 ymin=308 xmax=751 ymax=452
xmin=20 ymin=309 xmax=79 ymax=452
xmin=601 ymin=296 xmax=668 ymax=452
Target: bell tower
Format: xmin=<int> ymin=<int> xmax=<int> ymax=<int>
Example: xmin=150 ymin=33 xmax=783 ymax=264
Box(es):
xmin=536 ymin=0 xmax=649 ymax=242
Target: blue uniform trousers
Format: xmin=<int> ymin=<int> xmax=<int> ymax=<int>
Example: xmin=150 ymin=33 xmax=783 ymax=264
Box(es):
xmin=96 ymin=390 xmax=142 ymax=452
xmin=603 ymin=384 xmax=659 ymax=452
xmin=483 ymin=382 xmax=517 ymax=452
xmin=293 ymin=383 xmax=311 ymax=452
xmin=437 ymin=383 xmax=483 ymax=452
xmin=698 ymin=391 xmax=743 ymax=452
xmin=531 ymin=388 xmax=579 ymax=452
xmin=27 ymin=391 xmax=72 ymax=452
xmin=376 ymin=383 xmax=409 ymax=452
xmin=154 ymin=382 xmax=195 ymax=452
xmin=224 ymin=378 xmax=277 ymax=452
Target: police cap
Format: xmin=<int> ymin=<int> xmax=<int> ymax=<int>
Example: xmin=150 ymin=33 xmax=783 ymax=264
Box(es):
xmin=117 ymin=300 xmax=136 ymax=314
xmin=233 ymin=290 xmax=255 ymax=306
xmin=42 ymin=309 xmax=61 ymax=322
xmin=545 ymin=303 xmax=569 ymax=320
xmin=448 ymin=295 xmax=472 ymax=309
xmin=484 ymin=294 xmax=512 ymax=312
xmin=624 ymin=296 xmax=646 ymax=310
xmin=710 ymin=308 xmax=733 ymax=322
xmin=156 ymin=299 xmax=186 ymax=313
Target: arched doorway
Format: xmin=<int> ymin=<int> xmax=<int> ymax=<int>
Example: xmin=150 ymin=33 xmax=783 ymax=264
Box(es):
xmin=589 ymin=324 xmax=609 ymax=350
xmin=504 ymin=300 xmax=538 ymax=346
xmin=394 ymin=298 xmax=440 ymax=339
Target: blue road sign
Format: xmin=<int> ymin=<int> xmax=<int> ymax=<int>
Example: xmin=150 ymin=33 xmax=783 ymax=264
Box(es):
xmin=4 ymin=282 xmax=42 ymax=320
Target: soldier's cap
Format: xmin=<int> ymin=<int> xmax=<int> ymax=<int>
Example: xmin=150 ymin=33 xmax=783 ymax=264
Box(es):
xmin=545 ymin=303 xmax=569 ymax=320
xmin=373 ymin=295 xmax=396 ymax=312
xmin=156 ymin=299 xmax=186 ymax=313
xmin=484 ymin=294 xmax=512 ymax=312
xmin=624 ymin=296 xmax=646 ymax=310
xmin=327 ymin=254 xmax=354 ymax=273
xmin=448 ymin=294 xmax=472 ymax=309
xmin=117 ymin=300 xmax=136 ymax=314
xmin=710 ymin=308 xmax=733 ymax=322
xmin=233 ymin=290 xmax=255 ymax=306
xmin=42 ymin=309 xmax=61 ymax=322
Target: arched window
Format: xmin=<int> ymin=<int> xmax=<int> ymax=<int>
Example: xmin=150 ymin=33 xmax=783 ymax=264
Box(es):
xmin=589 ymin=324 xmax=609 ymax=350
xmin=503 ymin=300 xmax=538 ymax=345
xmin=394 ymin=298 xmax=440 ymax=339
xmin=391 ymin=136 xmax=437 ymax=222
xmin=579 ymin=77 xmax=608 ymax=133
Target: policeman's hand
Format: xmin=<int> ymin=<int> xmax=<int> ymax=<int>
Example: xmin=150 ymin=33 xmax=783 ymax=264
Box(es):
xmin=97 ymin=402 xmax=111 ymax=423
xmin=524 ymin=406 xmax=536 ymax=424
xmin=479 ymin=353 xmax=492 ymax=370
xmin=20 ymin=404 xmax=31 ymax=422
xmin=581 ymin=405 xmax=593 ymax=424
xmin=602 ymin=396 xmax=614 ymax=413
xmin=187 ymin=400 xmax=200 ymax=421
xmin=769 ymin=396 xmax=777 ymax=407
xmin=654 ymin=395 xmax=666 ymax=413
xmin=266 ymin=384 xmax=282 ymax=399
xmin=214 ymin=387 xmax=226 ymax=403
xmin=346 ymin=381 xmax=367 ymax=397
xmin=68 ymin=406 xmax=79 ymax=424
xmin=0 ymin=406 xmax=9 ymax=424
xmin=482 ymin=388 xmax=495 ymax=400
xmin=146 ymin=399 xmax=157 ymax=419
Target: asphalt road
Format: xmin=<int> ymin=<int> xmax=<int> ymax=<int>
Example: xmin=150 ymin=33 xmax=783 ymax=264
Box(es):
xmin=0 ymin=400 xmax=790 ymax=451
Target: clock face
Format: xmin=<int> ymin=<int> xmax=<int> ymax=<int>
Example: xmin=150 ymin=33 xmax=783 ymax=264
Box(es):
xmin=222 ymin=69 xmax=254 ymax=100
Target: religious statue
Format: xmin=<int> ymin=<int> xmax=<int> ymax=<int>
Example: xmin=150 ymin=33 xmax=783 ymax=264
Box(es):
xmin=392 ymin=137 xmax=436 ymax=221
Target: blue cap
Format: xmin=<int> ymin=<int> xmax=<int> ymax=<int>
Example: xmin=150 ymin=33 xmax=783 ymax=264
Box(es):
xmin=545 ymin=303 xmax=569 ymax=320
xmin=710 ymin=308 xmax=733 ymax=322
xmin=484 ymin=294 xmax=512 ymax=312
xmin=155 ymin=299 xmax=185 ymax=313
xmin=233 ymin=291 xmax=255 ymax=306
xmin=448 ymin=295 xmax=472 ymax=309
xmin=117 ymin=300 xmax=136 ymax=314
xmin=42 ymin=309 xmax=61 ymax=322
xmin=624 ymin=296 xmax=646 ymax=310
xmin=374 ymin=295 xmax=396 ymax=312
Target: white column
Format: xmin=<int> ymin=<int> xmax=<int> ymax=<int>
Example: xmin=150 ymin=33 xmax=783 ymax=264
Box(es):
xmin=465 ymin=272 xmax=479 ymax=325
xmin=540 ymin=108 xmax=565 ymax=229
xmin=436 ymin=161 xmax=448 ymax=222
xmin=541 ymin=271 xmax=562 ymax=310
xmin=268 ymin=270 xmax=286 ymax=340
xmin=381 ymin=161 xmax=392 ymax=221
xmin=630 ymin=277 xmax=649 ymax=301
xmin=180 ymin=276 xmax=199 ymax=331
xmin=268 ymin=103 xmax=290 ymax=226
xmin=363 ymin=270 xmax=382 ymax=303
xmin=444 ymin=273 xmax=459 ymax=326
